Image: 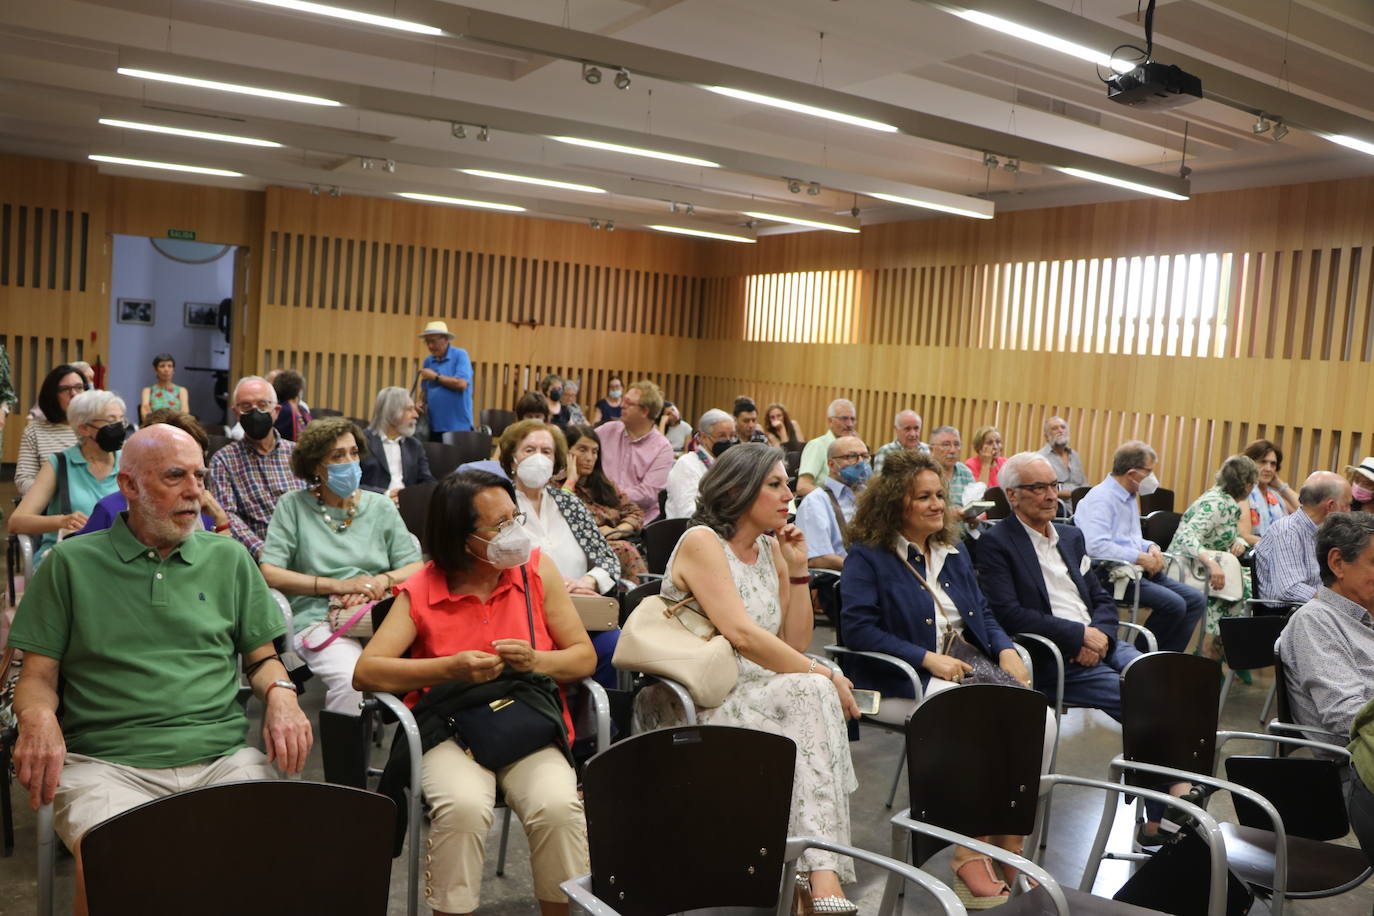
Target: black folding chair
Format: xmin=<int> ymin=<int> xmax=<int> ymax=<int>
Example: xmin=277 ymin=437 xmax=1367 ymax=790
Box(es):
xmin=1139 ymin=488 xmax=1176 ymax=515
xmin=396 ymin=480 xmax=437 ymax=542
xmin=641 ymin=516 xmax=689 ymax=576
xmin=1216 ymin=614 xmax=1287 ymax=719
xmin=984 ymin=486 xmax=1012 ymax=520
xmin=480 ymin=408 xmax=516 ymax=438
xmin=1141 ymin=510 xmax=1182 ymax=552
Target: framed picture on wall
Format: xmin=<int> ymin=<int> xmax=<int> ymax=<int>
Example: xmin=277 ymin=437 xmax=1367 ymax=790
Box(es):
xmin=184 ymin=302 xmax=220 ymax=329
xmin=117 ymin=298 xmax=155 ymax=325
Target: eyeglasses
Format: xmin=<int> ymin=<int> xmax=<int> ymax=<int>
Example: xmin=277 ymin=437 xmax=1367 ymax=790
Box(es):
xmin=1009 ymin=482 xmax=1059 ymax=496
xmin=57 ymin=383 xmax=87 ymax=395
xmin=234 ymin=400 xmax=274 ymax=413
xmin=834 ymin=452 xmax=870 ymax=462
xmin=473 ymin=512 xmax=527 ymax=536
xmin=830 ymin=415 xmax=856 ymax=423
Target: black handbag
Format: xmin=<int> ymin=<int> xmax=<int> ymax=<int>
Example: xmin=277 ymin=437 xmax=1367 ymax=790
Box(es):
xmin=443 ymin=565 xmax=563 ymax=771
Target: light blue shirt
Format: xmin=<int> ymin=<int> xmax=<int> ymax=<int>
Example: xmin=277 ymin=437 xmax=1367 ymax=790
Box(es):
xmin=795 ymin=475 xmax=858 ymax=560
xmin=1073 ymin=475 xmax=1151 ymax=564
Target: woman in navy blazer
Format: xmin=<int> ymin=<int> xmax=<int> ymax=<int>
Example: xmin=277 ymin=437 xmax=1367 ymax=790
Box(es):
xmin=839 ymin=449 xmax=1046 ymax=909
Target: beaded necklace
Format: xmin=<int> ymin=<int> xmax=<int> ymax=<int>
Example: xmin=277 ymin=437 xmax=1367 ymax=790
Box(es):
xmin=313 ymin=487 xmax=358 ymax=533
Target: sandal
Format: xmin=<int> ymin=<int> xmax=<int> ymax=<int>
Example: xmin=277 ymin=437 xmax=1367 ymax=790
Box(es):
xmin=954 ymin=857 xmax=1010 ymax=909
xmin=998 ymin=848 xmax=1039 ymax=892
xmin=794 ymin=872 xmax=859 ymax=916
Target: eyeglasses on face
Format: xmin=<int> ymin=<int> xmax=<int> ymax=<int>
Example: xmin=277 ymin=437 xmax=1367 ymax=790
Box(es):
xmin=1009 ymin=482 xmax=1060 ymax=495
xmin=234 ymin=400 xmax=274 ymax=413
xmin=834 ymin=452 xmax=870 ymax=462
xmin=473 ymin=512 xmax=527 ymax=536
xmin=57 ymin=383 xmax=87 ymax=395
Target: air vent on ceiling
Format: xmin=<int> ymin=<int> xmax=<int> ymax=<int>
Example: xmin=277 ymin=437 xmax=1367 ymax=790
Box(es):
xmin=1015 ymin=88 xmax=1102 ymax=128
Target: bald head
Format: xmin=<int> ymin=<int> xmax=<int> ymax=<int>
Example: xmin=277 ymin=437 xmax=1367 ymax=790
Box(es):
xmin=120 ymin=424 xmax=201 ymax=480
xmin=1301 ymin=470 xmax=1352 ymax=521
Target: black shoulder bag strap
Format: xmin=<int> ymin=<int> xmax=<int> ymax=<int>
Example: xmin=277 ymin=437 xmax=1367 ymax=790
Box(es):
xmin=520 ymin=563 xmax=537 ymax=642
xmin=55 ymin=452 xmax=72 ymax=516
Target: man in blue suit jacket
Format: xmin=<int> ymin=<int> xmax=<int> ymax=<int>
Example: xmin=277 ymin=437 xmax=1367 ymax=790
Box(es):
xmin=975 ymin=452 xmax=1141 ymax=720
xmin=360 ymin=388 xmax=435 ymax=499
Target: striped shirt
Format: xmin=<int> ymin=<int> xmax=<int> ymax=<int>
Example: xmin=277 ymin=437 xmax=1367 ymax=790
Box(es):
xmin=207 ymin=433 xmax=307 ymax=559
xmin=16 ymin=419 xmax=77 ymax=496
xmin=1254 ymin=508 xmax=1319 ymax=603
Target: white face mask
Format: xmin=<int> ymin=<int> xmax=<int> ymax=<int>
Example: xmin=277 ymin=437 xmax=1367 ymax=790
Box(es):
xmin=516 ymin=453 xmax=554 ymax=489
xmin=1136 ymin=472 xmax=1160 ymax=496
xmin=470 ymin=523 xmax=533 ymax=570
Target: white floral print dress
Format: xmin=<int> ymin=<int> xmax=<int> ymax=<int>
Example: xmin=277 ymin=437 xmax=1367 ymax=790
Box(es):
xmin=634 ymin=525 xmax=858 ymax=881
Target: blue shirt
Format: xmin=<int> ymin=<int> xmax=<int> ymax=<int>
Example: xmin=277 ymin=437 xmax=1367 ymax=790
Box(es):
xmin=1073 ymin=475 xmax=1151 ymax=564
xmin=423 ymin=345 xmax=473 ymax=432
xmin=794 ymin=476 xmax=857 ymax=560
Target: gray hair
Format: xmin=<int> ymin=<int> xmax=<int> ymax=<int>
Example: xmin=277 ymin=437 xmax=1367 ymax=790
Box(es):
xmin=70 ymin=360 xmax=94 ymax=379
xmin=1111 ymin=440 xmax=1157 ymax=477
xmin=690 ymin=442 xmax=786 ymax=539
xmin=827 ymin=398 xmax=855 ymax=418
xmin=1215 ymin=454 xmax=1259 ymax=499
xmin=67 ymin=389 xmax=126 ymax=433
xmin=930 ymin=425 xmax=959 ymax=439
xmin=1317 ymin=512 xmax=1374 ymax=586
xmin=1301 ymin=471 xmax=1347 ymax=508
xmin=1043 ymin=415 xmax=1067 ymax=437
xmin=370 ymin=386 xmax=413 ymax=435
xmin=999 ymin=451 xmax=1054 ymax=491
xmin=231 ymin=375 xmax=278 ymax=408
xmin=893 ymin=410 xmax=921 ymax=429
xmin=698 ymin=408 xmax=732 ymax=434
xmin=564 ymin=378 xmax=580 ymax=394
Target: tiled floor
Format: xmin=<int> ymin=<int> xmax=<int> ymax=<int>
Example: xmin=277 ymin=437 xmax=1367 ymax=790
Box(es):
xmin=3 ymin=474 xmax=1370 ymax=914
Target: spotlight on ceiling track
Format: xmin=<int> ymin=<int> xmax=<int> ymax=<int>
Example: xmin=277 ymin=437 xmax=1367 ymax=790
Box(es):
xmin=787 ymin=179 xmax=802 ymax=193
xmin=605 ymin=220 xmax=615 ymax=232
xmin=329 ymin=185 xmax=340 ymax=197
xmin=310 ymin=184 xmax=321 ymax=195
xmin=1253 ymin=115 xmax=1271 ymax=135
xmin=582 ymin=64 xmax=602 ymax=85
xmin=589 ymin=218 xmax=601 ymax=229
xmin=384 ymin=159 xmax=396 ymax=173
xmin=614 ymin=69 xmax=631 ymax=90
xmin=1003 ymin=158 xmax=1020 ymax=173
xmin=685 ymin=204 xmax=695 ymax=216
xmin=1272 ymin=120 xmax=1289 ymax=141
xmin=452 ymin=123 xmax=466 ymax=140
xmin=983 ymin=153 xmax=1000 ymax=170
xmin=807 ymin=182 xmax=821 ymax=196
xmin=477 ymin=126 xmax=489 ymax=142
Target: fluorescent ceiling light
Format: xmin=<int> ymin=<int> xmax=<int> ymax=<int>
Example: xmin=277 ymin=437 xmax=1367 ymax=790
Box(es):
xmin=705 ymin=86 xmax=898 ymax=133
xmin=459 ymin=169 xmax=605 ymax=194
xmin=238 ymin=0 xmax=442 ymax=34
xmin=88 ymin=154 xmax=243 ymax=177
xmin=869 ymin=192 xmax=993 ymax=220
xmin=951 ymin=9 xmax=1136 ymax=73
xmin=397 ymin=192 xmax=525 ymax=212
xmin=648 ymin=225 xmax=755 ymax=243
xmin=1326 ymin=134 xmax=1374 ymax=157
xmin=550 ymin=136 xmax=720 ymax=168
xmin=742 ymin=211 xmax=860 ymax=233
xmin=116 ymin=67 xmax=342 ymax=107
xmin=98 ymin=117 xmax=283 ymax=148
xmin=1055 ymin=166 xmax=1189 ymax=201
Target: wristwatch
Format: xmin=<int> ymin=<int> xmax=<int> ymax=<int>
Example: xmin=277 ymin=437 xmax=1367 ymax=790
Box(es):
xmin=266 ymin=679 xmax=298 ymax=698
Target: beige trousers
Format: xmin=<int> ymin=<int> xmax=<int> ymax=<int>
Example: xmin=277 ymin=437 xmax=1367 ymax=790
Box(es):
xmin=420 ymin=741 xmax=588 ymax=913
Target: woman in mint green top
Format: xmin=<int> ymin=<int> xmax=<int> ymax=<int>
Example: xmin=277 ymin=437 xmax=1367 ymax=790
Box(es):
xmin=9 ymin=389 xmax=127 ymax=566
xmin=259 ymin=417 xmax=423 ymax=723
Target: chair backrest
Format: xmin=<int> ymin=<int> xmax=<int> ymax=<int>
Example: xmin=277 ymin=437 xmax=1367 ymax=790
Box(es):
xmin=582 ymin=726 xmax=794 ymax=916
xmin=423 ymin=441 xmax=465 ymax=480
xmin=1138 ymin=487 xmax=1176 ymax=515
xmin=984 ymin=486 xmax=1011 ymax=520
xmin=480 ymin=408 xmax=517 ymax=438
xmin=642 ymin=516 xmax=689 ymax=575
xmin=784 ymin=449 xmax=802 ymax=477
xmin=1216 ymin=615 xmax=1287 ymax=672
xmin=1120 ymin=652 xmax=1221 ymax=782
xmin=1141 ymin=510 xmax=1183 ymax=550
xmin=439 ymin=430 xmax=494 ymax=464
xmin=657 ymin=487 xmax=668 ymax=519
xmin=206 ymin=434 xmax=231 ymax=457
xmin=82 ymin=780 xmax=395 ymax=916
xmin=312 ymin=407 xmax=343 ymax=418
xmin=620 ymin=579 xmax=662 ymax=626
xmin=1273 ymin=649 xmax=1295 ymax=723
xmin=781 ymin=439 xmax=805 ymax=454
xmin=397 ymin=480 xmax=438 ymax=542
xmin=904 ymin=684 xmax=1045 ymax=845
xmin=1070 ymin=486 xmax=1093 ymax=510
xmin=1224 ymin=755 xmax=1350 ymax=840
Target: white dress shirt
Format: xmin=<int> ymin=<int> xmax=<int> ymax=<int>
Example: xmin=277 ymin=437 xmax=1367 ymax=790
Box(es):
xmin=381 ymin=434 xmax=405 ymax=493
xmin=665 ymin=450 xmax=709 ymax=519
xmin=1017 ymin=518 xmax=1092 ymax=626
xmin=515 ymin=490 xmax=612 ymax=592
xmin=894 ymin=535 xmax=964 ymax=646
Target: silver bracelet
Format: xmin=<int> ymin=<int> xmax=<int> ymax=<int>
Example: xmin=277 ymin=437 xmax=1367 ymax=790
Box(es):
xmin=806 ymin=658 xmax=818 ymax=675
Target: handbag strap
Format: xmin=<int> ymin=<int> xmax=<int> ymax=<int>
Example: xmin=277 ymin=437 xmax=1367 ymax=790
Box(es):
xmin=520 ymin=563 xmax=538 ymax=643
xmin=897 ymin=550 xmax=960 ymax=650
xmin=301 ymin=601 xmax=375 ymax=651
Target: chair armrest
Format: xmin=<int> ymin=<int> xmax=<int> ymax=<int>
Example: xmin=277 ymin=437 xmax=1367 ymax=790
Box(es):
xmin=17 ymin=533 xmax=34 ymax=583
xmin=782 ymin=836 xmax=964 ymax=916
xmin=807 ymin=568 xmax=842 ymax=583
xmin=1115 ymin=621 xmax=1157 ymax=652
xmin=1012 ymin=633 xmax=1063 ymax=713
xmin=268 ymin=588 xmax=295 ymax=639
xmin=1013 ymin=643 xmax=1034 ymax=682
xmin=37 ymin=801 xmax=55 ymax=916
xmin=560 ymin=874 xmax=623 ymax=916
xmin=1244 ymin=599 xmax=1303 ymax=612
xmin=366 ymin=692 xmax=422 ymax=916
xmin=1264 ymin=720 xmax=1349 ymax=746
xmin=579 ymin=677 xmax=612 ymax=755
xmin=645 ymin=675 xmax=697 ymax=726
xmin=1089 ymin=557 xmax=1140 ymax=579
xmin=635 ymin=573 xmax=664 ymax=585
xmin=1218 ymin=728 xmax=1351 ymax=761
xmin=823 ymin=645 xmax=924 ymax=702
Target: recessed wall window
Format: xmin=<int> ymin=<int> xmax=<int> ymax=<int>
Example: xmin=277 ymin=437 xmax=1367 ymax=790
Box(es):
xmin=745 ymin=270 xmax=860 ymax=344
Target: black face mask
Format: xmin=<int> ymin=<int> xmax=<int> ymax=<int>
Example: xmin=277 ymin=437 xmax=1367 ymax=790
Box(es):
xmin=94 ymin=421 xmax=128 ymax=453
xmin=711 ymin=439 xmax=737 ymax=458
xmin=240 ymin=408 xmax=274 ymax=440
xmin=548 ymin=388 xmax=563 ymax=402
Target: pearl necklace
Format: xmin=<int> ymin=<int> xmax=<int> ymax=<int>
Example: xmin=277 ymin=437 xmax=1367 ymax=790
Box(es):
xmin=313 ymin=488 xmax=357 ymax=533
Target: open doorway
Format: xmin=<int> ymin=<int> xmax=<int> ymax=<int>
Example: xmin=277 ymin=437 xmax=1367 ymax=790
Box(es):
xmin=107 ymin=235 xmax=236 ymax=428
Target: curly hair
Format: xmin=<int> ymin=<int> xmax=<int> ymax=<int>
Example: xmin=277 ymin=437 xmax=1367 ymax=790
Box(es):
xmin=498 ymin=419 xmax=568 ymax=478
xmin=1215 ymin=454 xmax=1259 ymax=499
xmin=848 ymin=449 xmax=958 ymax=550
xmin=689 ymin=442 xmax=785 ymax=540
xmin=290 ymin=416 xmax=368 ymax=481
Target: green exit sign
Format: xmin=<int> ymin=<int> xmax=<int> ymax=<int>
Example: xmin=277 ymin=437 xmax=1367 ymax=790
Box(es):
xmin=167 ymin=229 xmax=196 ymax=241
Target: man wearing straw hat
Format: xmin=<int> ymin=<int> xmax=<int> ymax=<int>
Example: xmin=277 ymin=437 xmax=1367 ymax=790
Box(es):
xmin=416 ymin=320 xmax=474 ymax=439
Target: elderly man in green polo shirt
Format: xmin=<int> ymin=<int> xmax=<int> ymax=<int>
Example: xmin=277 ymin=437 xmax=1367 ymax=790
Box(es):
xmin=10 ymin=424 xmax=312 ymax=909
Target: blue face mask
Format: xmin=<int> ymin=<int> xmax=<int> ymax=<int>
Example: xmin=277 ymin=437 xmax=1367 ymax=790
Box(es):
xmin=839 ymin=460 xmax=872 ymax=488
xmin=325 ymin=461 xmax=362 ymax=498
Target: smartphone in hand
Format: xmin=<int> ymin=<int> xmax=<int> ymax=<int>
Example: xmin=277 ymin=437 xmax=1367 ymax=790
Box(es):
xmin=851 ymin=688 xmax=881 ymax=716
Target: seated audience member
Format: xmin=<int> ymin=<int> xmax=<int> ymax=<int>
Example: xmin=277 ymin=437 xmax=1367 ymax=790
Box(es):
xmin=965 ymin=426 xmax=1006 ymax=490
xmin=560 ymin=379 xmax=588 ymax=427
xmin=564 ymin=424 xmax=647 ymax=583
xmin=797 ymin=399 xmax=857 ymax=497
xmin=794 ymin=436 xmax=870 ymax=571
xmin=361 ymin=386 xmax=435 ymax=501
xmin=15 ymin=364 xmax=83 ymax=495
xmin=596 ymin=379 xmax=674 ymax=523
xmin=271 ymin=369 xmax=312 ymax=442
xmin=541 ymin=374 xmax=569 ymax=429
xmin=733 ymin=397 xmax=768 ymax=444
xmin=1279 ymin=512 xmax=1374 ymax=744
xmin=354 ymin=471 xmax=595 ymax=916
xmin=139 ymin=353 xmax=189 ymax=423
xmin=209 ymin=376 xmax=307 ymax=559
xmin=418 ymin=320 xmax=474 ymax=439
xmin=1074 ymin=441 xmax=1206 ymax=653
xmin=75 ymin=409 xmax=231 ymax=536
xmin=9 ymin=390 xmax=127 ymax=567
xmin=516 ymin=389 xmax=551 ymax=422
xmin=658 ymin=401 xmax=692 ymax=454
xmin=590 ymin=375 xmax=623 ymax=425
xmin=1168 ymin=455 xmax=1258 ymax=667
xmin=976 ymin=452 xmax=1141 ymax=718
xmin=873 ymin=410 xmax=926 ymax=474
xmin=839 ymin=449 xmax=1049 ymax=906
xmin=1255 ymin=471 xmax=1351 ymax=604
xmin=1349 ymin=458 xmax=1374 ymax=514
xmin=634 ymin=444 xmax=861 ymax=910
xmin=1241 ymin=439 xmax=1298 ymax=539
xmin=665 ymin=408 xmax=736 ymax=519
xmin=1039 ymin=416 xmax=1086 ymax=499
xmin=927 ymin=426 xmax=975 ymax=506
xmin=10 ymin=425 xmax=311 ymax=912
xmin=259 ymin=417 xmax=422 ymax=785
xmin=763 ymin=401 xmax=804 ymax=449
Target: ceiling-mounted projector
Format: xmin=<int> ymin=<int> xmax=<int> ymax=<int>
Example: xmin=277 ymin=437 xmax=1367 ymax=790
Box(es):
xmin=1107 ymin=62 xmax=1201 ymax=110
